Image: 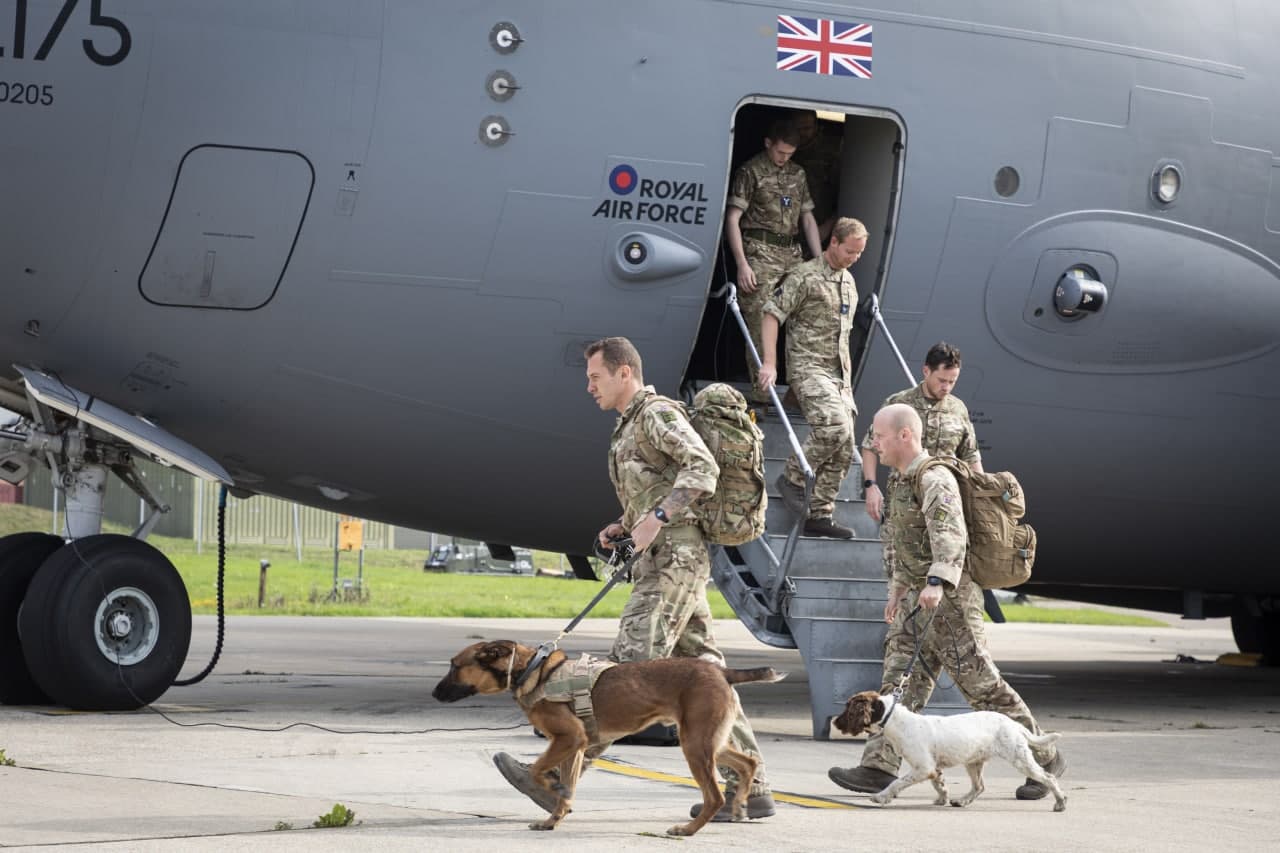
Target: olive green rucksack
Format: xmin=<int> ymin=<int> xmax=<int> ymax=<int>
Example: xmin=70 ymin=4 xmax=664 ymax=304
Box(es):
xmin=687 ymin=384 xmax=768 ymax=546
xmin=910 ymin=456 xmax=1036 ymax=590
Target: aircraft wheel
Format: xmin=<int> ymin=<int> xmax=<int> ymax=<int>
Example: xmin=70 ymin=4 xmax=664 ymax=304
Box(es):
xmin=20 ymin=534 xmax=192 ymax=710
xmin=0 ymin=532 xmax=66 ymax=704
xmin=1230 ymin=598 xmax=1280 ymax=662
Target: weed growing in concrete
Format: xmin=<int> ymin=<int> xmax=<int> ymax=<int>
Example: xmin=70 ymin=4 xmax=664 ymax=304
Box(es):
xmin=313 ymin=804 xmax=356 ymax=828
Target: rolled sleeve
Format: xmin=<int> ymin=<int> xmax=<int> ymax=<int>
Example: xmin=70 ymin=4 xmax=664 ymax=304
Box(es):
xmin=728 ymin=167 xmax=754 ymax=214
xmin=762 ymin=271 xmax=806 ymax=325
xmin=920 ymin=468 xmax=966 ymax=587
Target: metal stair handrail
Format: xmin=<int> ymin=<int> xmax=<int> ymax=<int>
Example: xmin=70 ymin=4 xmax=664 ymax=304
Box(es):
xmin=869 ymin=292 xmax=917 ymax=387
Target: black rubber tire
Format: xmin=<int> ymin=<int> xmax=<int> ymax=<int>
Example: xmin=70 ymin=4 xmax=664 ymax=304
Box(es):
xmin=0 ymin=532 xmax=66 ymax=704
xmin=20 ymin=534 xmax=192 ymax=710
xmin=1231 ymin=599 xmax=1280 ymax=664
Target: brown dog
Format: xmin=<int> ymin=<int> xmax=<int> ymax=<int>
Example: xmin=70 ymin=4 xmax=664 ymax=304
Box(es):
xmin=432 ymin=640 xmax=785 ymax=835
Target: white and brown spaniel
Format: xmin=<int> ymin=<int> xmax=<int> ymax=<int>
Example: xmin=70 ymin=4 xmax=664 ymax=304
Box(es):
xmin=834 ymin=690 xmax=1066 ymax=812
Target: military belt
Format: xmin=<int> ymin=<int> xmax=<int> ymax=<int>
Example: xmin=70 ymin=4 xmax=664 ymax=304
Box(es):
xmin=742 ymin=228 xmax=797 ymax=248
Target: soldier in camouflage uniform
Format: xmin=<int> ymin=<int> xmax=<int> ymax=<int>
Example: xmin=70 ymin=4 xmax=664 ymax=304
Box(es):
xmin=494 ymin=337 xmax=776 ymax=822
xmin=758 ymin=218 xmax=867 ymax=539
xmin=861 ymin=342 xmax=984 ymax=559
xmin=828 ymin=404 xmax=1065 ymax=801
xmin=725 ymin=120 xmax=823 ymax=394
xmin=790 ymin=110 xmax=843 ymax=243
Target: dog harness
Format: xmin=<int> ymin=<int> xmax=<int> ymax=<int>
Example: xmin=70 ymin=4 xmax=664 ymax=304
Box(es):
xmin=516 ymin=653 xmax=617 ymax=742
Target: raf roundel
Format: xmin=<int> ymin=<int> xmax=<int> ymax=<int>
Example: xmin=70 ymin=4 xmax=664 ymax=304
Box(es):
xmin=609 ymin=164 xmax=639 ymax=195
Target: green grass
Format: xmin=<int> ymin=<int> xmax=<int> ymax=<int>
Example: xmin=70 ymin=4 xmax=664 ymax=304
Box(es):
xmin=992 ymin=604 xmax=1166 ymax=627
xmin=0 ymin=504 xmax=1165 ymax=625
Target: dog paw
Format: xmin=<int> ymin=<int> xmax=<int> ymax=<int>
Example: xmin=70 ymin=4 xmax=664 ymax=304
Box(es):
xmin=529 ymin=820 xmax=557 ymax=831
xmin=948 ymin=799 xmax=965 ymax=807
xmin=871 ymin=793 xmax=891 ymax=806
xmin=667 ymin=824 xmax=694 ymax=837
xmin=1054 ymin=800 xmax=1067 ymax=813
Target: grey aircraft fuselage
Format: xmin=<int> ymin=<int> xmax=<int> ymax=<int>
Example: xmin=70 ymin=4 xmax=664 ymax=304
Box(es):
xmin=1 ymin=1 xmax=1274 ymax=614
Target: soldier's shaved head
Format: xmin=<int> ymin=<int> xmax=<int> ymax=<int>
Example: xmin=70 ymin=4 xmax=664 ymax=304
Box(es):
xmin=871 ymin=404 xmax=924 ymax=472
xmin=880 ymin=403 xmax=922 ymax=439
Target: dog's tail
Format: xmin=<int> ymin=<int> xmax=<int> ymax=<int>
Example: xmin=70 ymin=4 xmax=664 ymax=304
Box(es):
xmin=1022 ymin=730 xmax=1062 ymax=748
xmin=722 ymin=667 xmax=787 ymax=685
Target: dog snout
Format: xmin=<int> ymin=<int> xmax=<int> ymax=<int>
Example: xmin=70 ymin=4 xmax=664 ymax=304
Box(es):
xmin=432 ymin=670 xmax=476 ymax=703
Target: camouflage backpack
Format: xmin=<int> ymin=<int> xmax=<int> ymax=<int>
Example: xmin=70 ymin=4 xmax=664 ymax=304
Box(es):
xmin=909 ymin=457 xmax=1036 ymax=590
xmin=687 ymin=384 xmax=768 ymax=546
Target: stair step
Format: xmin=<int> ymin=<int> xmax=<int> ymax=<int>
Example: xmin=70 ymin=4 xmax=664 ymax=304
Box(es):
xmin=764 ymin=534 xmax=883 ymax=578
xmin=764 ymin=458 xmax=867 ymax=503
xmin=764 ymin=495 xmax=879 ymax=538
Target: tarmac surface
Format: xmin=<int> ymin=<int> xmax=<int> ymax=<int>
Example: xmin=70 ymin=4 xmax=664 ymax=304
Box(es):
xmin=1 ymin=611 xmax=1278 ymax=851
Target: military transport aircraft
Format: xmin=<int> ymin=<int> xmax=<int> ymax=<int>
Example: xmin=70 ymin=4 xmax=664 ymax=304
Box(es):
xmin=0 ymin=0 xmax=1276 ymax=712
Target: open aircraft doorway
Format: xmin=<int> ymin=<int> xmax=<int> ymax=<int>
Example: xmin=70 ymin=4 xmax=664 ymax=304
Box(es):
xmin=684 ymin=100 xmax=905 ymax=393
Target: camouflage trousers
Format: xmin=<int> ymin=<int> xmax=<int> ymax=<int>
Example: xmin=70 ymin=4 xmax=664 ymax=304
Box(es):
xmin=606 ymin=524 xmax=770 ymax=794
xmin=738 ymin=238 xmax=802 ymax=393
xmin=859 ymin=575 xmax=1055 ymax=774
xmin=784 ymin=370 xmax=856 ymax=519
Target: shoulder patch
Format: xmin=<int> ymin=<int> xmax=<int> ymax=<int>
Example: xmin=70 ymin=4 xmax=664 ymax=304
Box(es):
xmin=658 ymin=409 xmax=677 ymax=424
xmin=932 ymin=507 xmax=951 ymax=523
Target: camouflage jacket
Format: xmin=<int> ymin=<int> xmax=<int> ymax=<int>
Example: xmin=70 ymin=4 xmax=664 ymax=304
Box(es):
xmin=762 ymin=255 xmax=857 ymax=384
xmin=609 ymin=388 xmax=719 ymax=531
xmin=886 ymin=452 xmax=968 ymax=590
xmin=862 ymin=382 xmax=981 ymax=468
xmin=727 ymin=151 xmax=813 ymax=237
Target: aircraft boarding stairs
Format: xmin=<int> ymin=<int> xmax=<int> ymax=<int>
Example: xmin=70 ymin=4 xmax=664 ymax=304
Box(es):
xmin=706 ymin=391 xmax=969 ymax=739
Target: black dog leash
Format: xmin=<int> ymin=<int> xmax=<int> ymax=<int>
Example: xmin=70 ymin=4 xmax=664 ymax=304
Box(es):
xmin=511 ymin=537 xmax=639 ymax=689
xmin=880 ymin=602 xmax=937 ymax=729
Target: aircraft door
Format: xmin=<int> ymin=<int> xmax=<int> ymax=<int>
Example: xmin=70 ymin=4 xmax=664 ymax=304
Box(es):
xmin=139 ymin=145 xmax=314 ymax=310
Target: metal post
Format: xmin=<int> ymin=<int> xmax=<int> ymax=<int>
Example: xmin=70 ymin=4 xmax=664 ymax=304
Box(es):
xmin=331 ymin=516 xmax=340 ymax=598
xmin=195 ymin=481 xmax=204 ymax=555
xmin=51 ymin=482 xmax=59 ymax=537
xmin=293 ymin=503 xmax=303 ymax=562
xmin=357 ymin=544 xmax=364 ymax=593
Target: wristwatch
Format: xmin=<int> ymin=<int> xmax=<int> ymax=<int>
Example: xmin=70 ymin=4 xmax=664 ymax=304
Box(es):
xmin=925 ymin=576 xmax=944 ymax=587
xmin=653 ymin=506 xmax=670 ymax=524
xmin=862 ymin=479 xmax=877 ymax=490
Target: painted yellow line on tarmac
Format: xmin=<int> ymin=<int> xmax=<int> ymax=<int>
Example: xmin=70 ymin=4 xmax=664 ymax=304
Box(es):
xmin=594 ymin=758 xmax=861 ymax=810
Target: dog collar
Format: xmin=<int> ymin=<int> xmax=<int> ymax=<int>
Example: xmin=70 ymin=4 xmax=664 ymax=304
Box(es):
xmin=512 ymin=641 xmax=556 ymax=690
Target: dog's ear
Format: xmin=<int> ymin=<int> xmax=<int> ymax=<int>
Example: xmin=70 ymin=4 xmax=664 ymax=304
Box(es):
xmin=844 ymin=691 xmax=882 ymax=737
xmin=476 ymin=641 xmax=513 ymax=664
xmin=834 ymin=693 xmax=870 ymax=736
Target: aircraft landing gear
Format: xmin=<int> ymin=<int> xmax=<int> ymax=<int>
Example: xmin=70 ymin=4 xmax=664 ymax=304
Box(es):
xmin=0 ymin=532 xmax=65 ymax=704
xmin=0 ymin=366 xmax=228 ymax=710
xmin=1231 ymin=597 xmax=1280 ymax=664
xmin=19 ymin=535 xmax=191 ymax=710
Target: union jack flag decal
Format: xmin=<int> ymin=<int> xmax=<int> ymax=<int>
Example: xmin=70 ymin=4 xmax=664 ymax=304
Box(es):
xmin=776 ymin=15 xmax=873 ymax=78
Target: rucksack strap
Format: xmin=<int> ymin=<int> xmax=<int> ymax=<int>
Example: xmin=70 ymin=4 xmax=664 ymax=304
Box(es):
xmin=908 ymin=456 xmax=967 ymax=503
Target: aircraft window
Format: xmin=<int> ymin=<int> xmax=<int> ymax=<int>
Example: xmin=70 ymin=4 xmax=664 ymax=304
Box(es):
xmin=994 ymin=166 xmax=1020 ymax=198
